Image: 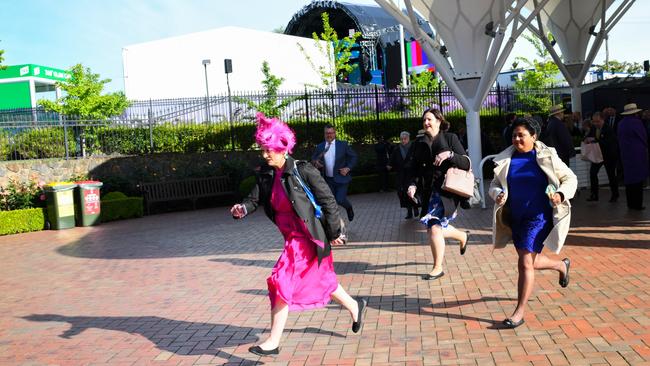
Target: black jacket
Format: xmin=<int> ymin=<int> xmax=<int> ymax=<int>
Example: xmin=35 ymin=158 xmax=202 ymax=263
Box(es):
xmin=407 ymin=132 xmax=471 ymax=196
xmin=541 ymin=116 xmax=576 ymax=164
xmin=241 ymin=157 xmax=342 ymax=265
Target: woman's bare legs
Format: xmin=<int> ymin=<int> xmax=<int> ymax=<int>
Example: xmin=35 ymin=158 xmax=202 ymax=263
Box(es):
xmin=257 ymin=299 xmax=288 ymax=350
xmin=509 ymin=250 xmax=567 ymax=323
xmin=257 ymin=284 xmax=362 ymax=350
xmin=427 ymin=225 xmax=445 ymax=275
xmin=330 ymin=284 xmax=360 ymax=321
xmin=510 ymin=249 xmax=536 ymax=323
xmin=444 ymin=224 xmax=468 ymax=252
xmin=426 ymin=224 xmax=468 ymax=276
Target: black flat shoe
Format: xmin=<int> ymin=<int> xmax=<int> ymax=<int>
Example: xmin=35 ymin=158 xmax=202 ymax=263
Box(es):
xmin=559 ymin=258 xmax=570 ymax=288
xmin=502 ymin=318 xmax=525 ymax=329
xmin=422 ymin=271 xmax=444 ymax=280
xmin=352 ymin=297 xmax=368 ymax=333
xmin=248 ymin=345 xmax=279 ymax=357
xmin=460 ymin=231 xmax=470 ymax=255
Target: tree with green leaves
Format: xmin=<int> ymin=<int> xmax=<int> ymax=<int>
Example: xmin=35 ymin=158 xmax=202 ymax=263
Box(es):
xmin=595 ymin=60 xmax=643 ymax=75
xmin=236 ymin=61 xmax=303 ymax=118
xmin=408 ymin=70 xmax=437 ymax=90
xmin=298 ymin=12 xmax=362 ymax=88
xmin=512 ymin=32 xmax=560 ymax=113
xmin=0 ymin=46 xmax=7 ymax=70
xmin=38 ymin=64 xmax=129 ymax=120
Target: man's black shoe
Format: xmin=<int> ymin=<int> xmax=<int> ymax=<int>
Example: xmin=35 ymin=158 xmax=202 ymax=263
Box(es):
xmin=346 ymin=206 xmax=354 ymax=221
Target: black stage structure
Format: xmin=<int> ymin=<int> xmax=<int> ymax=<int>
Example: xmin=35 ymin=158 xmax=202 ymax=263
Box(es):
xmin=285 ymin=0 xmax=433 ymax=89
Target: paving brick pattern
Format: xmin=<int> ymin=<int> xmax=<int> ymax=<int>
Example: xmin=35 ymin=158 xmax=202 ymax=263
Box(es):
xmin=0 ymin=188 xmax=648 ymax=365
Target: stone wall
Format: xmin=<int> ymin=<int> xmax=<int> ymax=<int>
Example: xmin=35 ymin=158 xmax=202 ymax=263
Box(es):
xmin=0 ymin=145 xmax=377 ymax=193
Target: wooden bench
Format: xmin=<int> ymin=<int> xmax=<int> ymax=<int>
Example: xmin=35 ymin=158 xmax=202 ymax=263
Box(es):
xmin=139 ymin=176 xmax=234 ymax=214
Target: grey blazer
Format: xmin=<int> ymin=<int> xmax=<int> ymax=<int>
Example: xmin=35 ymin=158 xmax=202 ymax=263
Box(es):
xmin=241 ymin=157 xmax=342 ymax=264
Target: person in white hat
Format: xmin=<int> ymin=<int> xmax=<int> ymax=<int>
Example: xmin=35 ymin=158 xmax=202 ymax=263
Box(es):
xmin=540 ymin=104 xmax=575 ymax=166
xmin=617 ymin=103 xmax=648 ymax=210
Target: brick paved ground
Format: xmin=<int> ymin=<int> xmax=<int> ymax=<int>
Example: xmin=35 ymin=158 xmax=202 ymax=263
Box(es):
xmin=0 ymin=188 xmax=648 ymax=365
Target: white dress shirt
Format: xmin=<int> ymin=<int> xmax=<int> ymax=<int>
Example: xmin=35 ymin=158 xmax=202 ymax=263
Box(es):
xmin=324 ymin=140 xmax=336 ymax=178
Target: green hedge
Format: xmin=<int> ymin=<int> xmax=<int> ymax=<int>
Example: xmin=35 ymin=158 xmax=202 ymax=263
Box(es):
xmin=101 ymin=197 xmax=144 ymax=222
xmin=0 ymin=208 xmax=47 ymax=236
xmin=4 ymin=112 xmax=509 ymax=159
xmin=349 ymin=173 xmax=397 ymax=194
xmin=0 ymin=130 xmax=10 ymax=161
xmin=237 ymin=173 xmax=395 ymax=198
xmin=13 ymin=128 xmax=76 ymax=159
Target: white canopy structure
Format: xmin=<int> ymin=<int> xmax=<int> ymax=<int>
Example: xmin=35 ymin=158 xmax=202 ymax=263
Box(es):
xmin=524 ymin=0 xmax=636 ymax=113
xmin=375 ymin=0 xmax=550 ymax=171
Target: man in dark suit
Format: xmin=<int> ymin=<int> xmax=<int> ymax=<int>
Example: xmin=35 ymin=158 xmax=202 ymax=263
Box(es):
xmin=585 ymin=112 xmax=619 ymax=202
xmin=311 ymin=125 xmax=358 ymax=221
xmin=541 ymin=104 xmax=576 ymax=166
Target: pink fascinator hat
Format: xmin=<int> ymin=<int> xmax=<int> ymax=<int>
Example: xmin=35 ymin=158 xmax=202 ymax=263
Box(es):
xmin=255 ymin=112 xmax=296 ymax=154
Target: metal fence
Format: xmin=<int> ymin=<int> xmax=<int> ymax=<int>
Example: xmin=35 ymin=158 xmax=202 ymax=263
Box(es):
xmin=0 ymin=86 xmax=563 ymax=161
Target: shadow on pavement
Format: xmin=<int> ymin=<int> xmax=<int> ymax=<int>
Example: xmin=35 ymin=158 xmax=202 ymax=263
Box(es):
xmin=211 ymin=257 xmax=429 ymax=276
xmin=22 ymin=314 xmax=346 ymax=364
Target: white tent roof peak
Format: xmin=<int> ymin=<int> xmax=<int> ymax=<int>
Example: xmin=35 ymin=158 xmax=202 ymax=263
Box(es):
xmin=412 ymin=0 xmax=507 ymax=79
xmin=526 ymin=0 xmax=614 ymax=66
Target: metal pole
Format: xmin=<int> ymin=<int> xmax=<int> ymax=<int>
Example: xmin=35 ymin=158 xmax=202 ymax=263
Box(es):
xmin=62 ymin=117 xmax=69 ymax=160
xmin=226 ymin=72 xmax=234 ymax=151
xmin=496 ymin=83 xmax=502 ymax=118
xmin=203 ymin=63 xmax=210 ymax=122
xmin=374 ymin=85 xmax=380 ymax=123
xmin=148 ymin=99 xmax=154 ymax=152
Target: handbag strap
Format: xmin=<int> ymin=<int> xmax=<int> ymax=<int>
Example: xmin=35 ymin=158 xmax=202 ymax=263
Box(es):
xmin=292 ymin=164 xmax=323 ymax=219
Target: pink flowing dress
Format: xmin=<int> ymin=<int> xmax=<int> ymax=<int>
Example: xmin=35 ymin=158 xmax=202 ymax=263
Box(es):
xmin=267 ymin=169 xmax=338 ymax=311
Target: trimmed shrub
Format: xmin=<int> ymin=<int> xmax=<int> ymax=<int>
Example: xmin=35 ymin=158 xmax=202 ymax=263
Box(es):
xmin=348 ymin=173 xmax=396 ymax=195
xmin=0 ymin=130 xmax=10 ymax=161
xmin=101 ymin=197 xmax=144 ymax=222
xmin=238 ymin=175 xmax=256 ymax=198
xmin=0 ymin=208 xmax=46 ymax=236
xmin=102 ymin=191 xmax=128 ymax=200
xmin=13 ymin=127 xmax=76 ymax=159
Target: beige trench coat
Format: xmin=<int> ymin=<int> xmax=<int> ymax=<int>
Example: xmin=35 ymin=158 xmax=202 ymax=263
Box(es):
xmin=489 ymin=141 xmax=578 ymax=254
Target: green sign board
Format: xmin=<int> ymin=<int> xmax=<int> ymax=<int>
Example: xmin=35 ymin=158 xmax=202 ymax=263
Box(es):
xmin=0 ymin=64 xmax=70 ymax=82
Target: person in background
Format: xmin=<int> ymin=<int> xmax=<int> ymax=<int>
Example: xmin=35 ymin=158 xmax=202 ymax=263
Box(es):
xmin=407 ymin=108 xmax=471 ymax=281
xmin=584 ymin=112 xmax=619 ymax=202
xmin=489 ymin=117 xmax=577 ymax=328
xmin=540 ymin=104 xmax=576 ymax=166
xmin=311 ymin=125 xmax=358 ymax=221
xmin=617 ymin=103 xmax=648 ymax=210
xmin=642 ymin=110 xmax=650 ymax=185
xmin=387 ymin=131 xmax=418 ymax=219
xmin=502 ymin=113 xmax=517 ymax=149
xmin=232 ymin=113 xmax=367 ymax=356
xmin=374 ymin=135 xmax=393 ymax=192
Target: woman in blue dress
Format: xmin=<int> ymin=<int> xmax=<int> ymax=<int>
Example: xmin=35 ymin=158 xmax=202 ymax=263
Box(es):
xmin=489 ymin=117 xmax=578 ymax=328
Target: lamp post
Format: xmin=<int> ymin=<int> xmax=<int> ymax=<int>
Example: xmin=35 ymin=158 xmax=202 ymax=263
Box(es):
xmin=202 ymin=59 xmax=211 ymax=122
xmin=224 ymin=59 xmax=233 ymax=150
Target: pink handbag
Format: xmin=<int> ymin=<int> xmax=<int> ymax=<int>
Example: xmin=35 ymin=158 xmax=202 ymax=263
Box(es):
xmin=441 ymin=156 xmax=474 ymax=198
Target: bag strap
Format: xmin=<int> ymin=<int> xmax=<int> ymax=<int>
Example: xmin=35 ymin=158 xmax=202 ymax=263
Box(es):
xmin=292 ymin=163 xmax=323 ymax=219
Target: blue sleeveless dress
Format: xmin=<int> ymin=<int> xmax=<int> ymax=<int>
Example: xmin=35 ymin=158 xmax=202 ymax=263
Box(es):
xmin=506 ymin=150 xmax=553 ymax=253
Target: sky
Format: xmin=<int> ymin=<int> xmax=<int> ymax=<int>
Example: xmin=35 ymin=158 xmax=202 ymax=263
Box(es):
xmin=1 ymin=0 xmax=648 ymax=94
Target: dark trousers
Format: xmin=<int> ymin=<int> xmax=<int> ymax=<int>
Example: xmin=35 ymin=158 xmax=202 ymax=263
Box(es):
xmin=377 ymin=166 xmax=389 ymax=191
xmin=325 ymin=177 xmax=352 ymax=210
xmin=625 ymin=181 xmax=644 ymax=209
xmin=589 ymin=161 xmax=619 ymax=199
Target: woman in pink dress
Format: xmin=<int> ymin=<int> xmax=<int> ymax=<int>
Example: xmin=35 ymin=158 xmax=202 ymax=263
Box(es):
xmin=231 ymin=113 xmax=368 ymax=357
